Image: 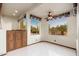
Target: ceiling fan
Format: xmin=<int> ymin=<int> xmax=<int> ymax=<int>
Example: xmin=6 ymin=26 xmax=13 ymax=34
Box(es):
xmin=45 ymin=11 xmax=70 ymax=21
xmin=45 ymin=11 xmax=53 ymax=21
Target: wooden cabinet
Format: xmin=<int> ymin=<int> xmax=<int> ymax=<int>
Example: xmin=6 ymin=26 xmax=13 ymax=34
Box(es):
xmin=7 ymin=30 xmax=27 ymax=52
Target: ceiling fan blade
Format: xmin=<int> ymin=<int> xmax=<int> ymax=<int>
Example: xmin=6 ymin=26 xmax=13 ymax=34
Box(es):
xmin=44 ymin=17 xmax=47 ymax=19
xmin=44 ymin=17 xmax=50 ymax=21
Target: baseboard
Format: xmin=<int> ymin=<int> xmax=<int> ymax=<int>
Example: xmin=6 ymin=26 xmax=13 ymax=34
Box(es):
xmin=0 ymin=53 xmax=6 ymax=56
xmin=27 ymin=41 xmax=42 ymax=46
xmin=40 ymin=41 xmax=76 ymax=50
xmin=27 ymin=41 xmax=76 ymax=50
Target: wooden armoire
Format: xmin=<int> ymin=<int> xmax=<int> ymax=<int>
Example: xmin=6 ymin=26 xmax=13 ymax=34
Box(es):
xmin=7 ymin=30 xmax=27 ymax=52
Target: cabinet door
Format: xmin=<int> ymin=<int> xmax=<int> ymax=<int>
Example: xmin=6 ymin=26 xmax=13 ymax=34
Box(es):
xmin=15 ymin=31 xmax=22 ymax=49
xmin=22 ymin=31 xmax=27 ymax=47
xmin=7 ymin=31 xmax=15 ymax=51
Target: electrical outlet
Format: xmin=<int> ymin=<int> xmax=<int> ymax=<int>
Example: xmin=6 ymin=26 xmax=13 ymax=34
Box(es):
xmin=54 ymin=40 xmax=56 ymax=42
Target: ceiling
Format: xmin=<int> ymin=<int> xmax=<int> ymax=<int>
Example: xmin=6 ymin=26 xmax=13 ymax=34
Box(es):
xmin=1 ymin=3 xmax=40 ymax=18
xmin=1 ymin=3 xmax=73 ymax=18
xmin=30 ymin=3 xmax=73 ymax=18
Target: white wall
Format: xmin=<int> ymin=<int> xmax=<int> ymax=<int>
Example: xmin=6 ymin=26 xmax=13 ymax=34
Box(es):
xmin=77 ymin=4 xmax=79 ymax=56
xmin=0 ymin=30 xmax=6 ymax=55
xmin=1 ymin=16 xmax=18 ymax=30
xmin=41 ymin=18 xmax=48 ymax=41
xmin=41 ymin=15 xmax=77 ymax=49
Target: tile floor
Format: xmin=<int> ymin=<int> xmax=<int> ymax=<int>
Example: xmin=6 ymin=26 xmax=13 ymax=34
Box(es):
xmin=6 ymin=42 xmax=76 ymax=56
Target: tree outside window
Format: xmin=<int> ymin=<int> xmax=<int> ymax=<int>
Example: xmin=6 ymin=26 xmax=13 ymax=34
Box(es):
xmin=48 ymin=16 xmax=68 ymax=35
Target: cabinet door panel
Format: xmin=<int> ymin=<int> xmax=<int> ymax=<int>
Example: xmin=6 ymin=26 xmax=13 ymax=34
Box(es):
xmin=7 ymin=31 xmax=15 ymax=51
xmin=22 ymin=31 xmax=27 ymax=46
xmin=15 ymin=31 xmax=22 ymax=49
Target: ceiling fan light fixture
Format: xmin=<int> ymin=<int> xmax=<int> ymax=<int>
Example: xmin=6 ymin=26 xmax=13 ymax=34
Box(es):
xmin=13 ymin=13 xmax=16 ymax=16
xmin=15 ymin=10 xmax=18 ymax=13
xmin=49 ymin=12 xmax=52 ymax=15
xmin=47 ymin=12 xmax=53 ymax=20
xmin=48 ymin=16 xmax=53 ymax=20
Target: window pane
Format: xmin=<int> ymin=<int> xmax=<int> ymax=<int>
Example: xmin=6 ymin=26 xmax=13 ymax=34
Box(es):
xmin=31 ymin=17 xmax=40 ymax=34
xmin=48 ymin=16 xmax=68 ymax=35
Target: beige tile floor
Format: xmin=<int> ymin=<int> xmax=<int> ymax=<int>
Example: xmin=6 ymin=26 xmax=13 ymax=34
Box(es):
xmin=6 ymin=42 xmax=76 ymax=56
